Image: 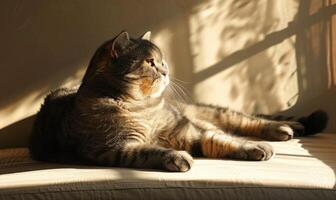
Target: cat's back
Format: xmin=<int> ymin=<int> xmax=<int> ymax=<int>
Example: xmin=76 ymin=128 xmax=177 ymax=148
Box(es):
xmin=29 ymin=86 xmax=78 ymax=161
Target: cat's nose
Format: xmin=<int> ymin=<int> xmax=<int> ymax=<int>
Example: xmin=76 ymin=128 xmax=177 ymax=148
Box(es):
xmin=158 ymin=67 xmax=168 ymax=76
xmin=161 ymin=60 xmax=169 ymax=76
xmin=162 ymin=60 xmax=168 ymax=68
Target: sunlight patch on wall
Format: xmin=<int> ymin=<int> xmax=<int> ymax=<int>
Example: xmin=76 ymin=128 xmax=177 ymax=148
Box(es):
xmin=189 ymin=0 xmax=299 ymax=114
xmin=0 ymin=67 xmax=86 ymax=130
xmin=0 ymin=89 xmax=46 ymax=129
xmin=60 ymin=67 xmax=86 ymax=88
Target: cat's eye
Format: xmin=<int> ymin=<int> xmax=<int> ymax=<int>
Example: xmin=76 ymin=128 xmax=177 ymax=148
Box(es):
xmin=145 ymin=58 xmax=155 ymax=67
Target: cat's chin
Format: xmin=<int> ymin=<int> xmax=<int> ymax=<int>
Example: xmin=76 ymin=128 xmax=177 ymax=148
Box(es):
xmin=149 ymin=76 xmax=169 ymax=98
xmin=149 ymin=91 xmax=163 ymax=98
xmin=149 ymin=86 xmax=167 ymax=98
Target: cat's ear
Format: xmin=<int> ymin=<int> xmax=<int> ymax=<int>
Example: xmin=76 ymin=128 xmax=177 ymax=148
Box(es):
xmin=110 ymin=31 xmax=131 ymax=59
xmin=140 ymin=31 xmax=151 ymax=41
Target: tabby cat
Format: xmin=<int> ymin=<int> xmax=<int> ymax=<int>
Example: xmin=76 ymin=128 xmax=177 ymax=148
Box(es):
xmin=30 ymin=31 xmax=328 ymax=172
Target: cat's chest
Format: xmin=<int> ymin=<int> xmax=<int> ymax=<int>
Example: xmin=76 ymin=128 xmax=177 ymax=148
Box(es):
xmin=131 ymin=102 xmax=181 ymax=135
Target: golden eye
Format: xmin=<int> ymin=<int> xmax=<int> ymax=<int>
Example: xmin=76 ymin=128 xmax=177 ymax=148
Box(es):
xmin=145 ymin=58 xmax=155 ymax=66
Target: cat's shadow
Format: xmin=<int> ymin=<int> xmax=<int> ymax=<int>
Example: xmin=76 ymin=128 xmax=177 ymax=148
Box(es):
xmin=0 ymin=115 xmax=35 ymax=149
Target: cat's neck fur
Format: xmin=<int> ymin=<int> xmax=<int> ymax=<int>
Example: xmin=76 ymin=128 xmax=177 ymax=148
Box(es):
xmin=78 ymin=79 xmax=165 ymax=112
xmin=124 ymin=96 xmax=165 ymax=112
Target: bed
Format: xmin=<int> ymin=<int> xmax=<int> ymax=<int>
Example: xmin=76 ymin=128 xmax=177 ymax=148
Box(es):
xmin=0 ymin=133 xmax=335 ymax=199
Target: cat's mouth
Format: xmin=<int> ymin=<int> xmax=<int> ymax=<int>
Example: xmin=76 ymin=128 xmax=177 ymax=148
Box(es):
xmin=149 ymin=74 xmax=169 ymax=98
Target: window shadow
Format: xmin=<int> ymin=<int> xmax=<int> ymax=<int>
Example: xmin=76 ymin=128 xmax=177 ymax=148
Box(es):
xmin=193 ymin=3 xmax=336 ymax=83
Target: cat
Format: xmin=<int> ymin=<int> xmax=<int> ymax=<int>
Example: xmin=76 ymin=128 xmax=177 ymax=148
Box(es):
xmin=29 ymin=31 xmax=328 ymax=172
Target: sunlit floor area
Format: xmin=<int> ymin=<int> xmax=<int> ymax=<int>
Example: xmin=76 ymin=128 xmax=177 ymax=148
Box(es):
xmin=0 ymin=133 xmax=335 ymax=199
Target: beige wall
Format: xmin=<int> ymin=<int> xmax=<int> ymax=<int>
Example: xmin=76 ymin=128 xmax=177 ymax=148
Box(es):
xmin=0 ymin=0 xmax=335 ymax=148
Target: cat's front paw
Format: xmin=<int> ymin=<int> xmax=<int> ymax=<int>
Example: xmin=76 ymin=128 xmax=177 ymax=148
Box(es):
xmin=229 ymin=142 xmax=274 ymax=161
xmin=163 ymin=150 xmax=193 ymax=172
xmin=263 ymin=123 xmax=294 ymax=141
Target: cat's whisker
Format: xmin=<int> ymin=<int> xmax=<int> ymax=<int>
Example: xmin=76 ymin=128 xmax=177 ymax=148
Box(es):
xmin=170 ymin=76 xmax=191 ymax=84
xmin=167 ymin=84 xmax=183 ymax=104
xmin=166 ymin=80 xmax=193 ymax=112
xmin=166 ymin=84 xmax=182 ymax=104
xmin=168 ymin=83 xmax=186 ymax=104
xmin=169 ymin=80 xmax=192 ymax=103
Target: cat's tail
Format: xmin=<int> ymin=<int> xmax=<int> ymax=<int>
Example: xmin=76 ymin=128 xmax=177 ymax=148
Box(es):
xmin=256 ymin=110 xmax=329 ymax=137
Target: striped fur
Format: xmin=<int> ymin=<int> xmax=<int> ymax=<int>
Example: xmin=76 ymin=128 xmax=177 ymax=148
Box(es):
xmin=29 ymin=31 xmax=329 ymax=172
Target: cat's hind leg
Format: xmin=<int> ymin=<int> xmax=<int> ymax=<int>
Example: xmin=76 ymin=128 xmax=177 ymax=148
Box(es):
xmin=200 ymin=130 xmax=274 ymax=161
xmin=183 ymin=103 xmax=294 ymax=141
xmin=159 ymin=119 xmax=274 ymax=161
xmin=256 ymin=110 xmax=328 ymax=137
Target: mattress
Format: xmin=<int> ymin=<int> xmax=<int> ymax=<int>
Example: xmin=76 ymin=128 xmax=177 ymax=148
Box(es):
xmin=0 ymin=133 xmax=335 ymax=200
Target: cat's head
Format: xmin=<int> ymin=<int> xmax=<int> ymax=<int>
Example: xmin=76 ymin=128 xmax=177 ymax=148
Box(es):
xmin=84 ymin=31 xmax=169 ymax=100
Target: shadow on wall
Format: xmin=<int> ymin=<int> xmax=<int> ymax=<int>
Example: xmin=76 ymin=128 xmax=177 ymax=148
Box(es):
xmin=285 ymin=0 xmax=336 ymax=132
xmin=190 ymin=0 xmax=336 ymax=117
xmin=0 ymin=0 xmax=335 ymax=148
xmin=189 ymin=0 xmax=300 ymax=113
xmin=0 ymin=116 xmax=35 ymax=149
